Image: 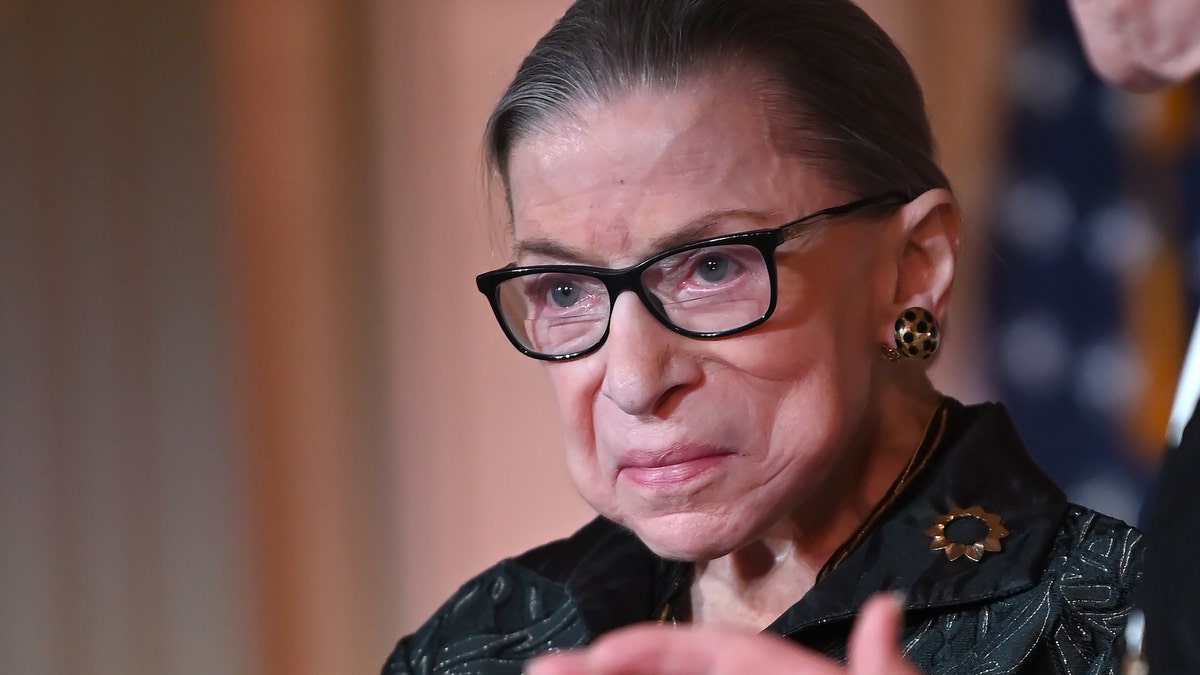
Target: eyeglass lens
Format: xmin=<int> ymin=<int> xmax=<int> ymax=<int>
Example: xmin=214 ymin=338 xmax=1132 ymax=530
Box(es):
xmin=494 ymin=242 xmax=772 ymax=357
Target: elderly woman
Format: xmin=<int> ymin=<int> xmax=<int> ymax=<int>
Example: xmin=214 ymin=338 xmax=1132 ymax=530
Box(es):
xmin=385 ymin=1 xmax=1142 ymax=673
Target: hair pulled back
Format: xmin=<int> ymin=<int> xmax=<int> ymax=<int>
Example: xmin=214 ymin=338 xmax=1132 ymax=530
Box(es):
xmin=485 ymin=0 xmax=948 ymax=208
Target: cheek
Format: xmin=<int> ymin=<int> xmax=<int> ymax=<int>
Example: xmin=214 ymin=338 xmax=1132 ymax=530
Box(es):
xmin=740 ymin=277 xmax=874 ymax=379
xmin=731 ymin=333 xmax=867 ymax=466
xmin=543 ymin=360 xmax=604 ymax=462
xmin=544 ymin=361 xmax=624 ymax=517
xmin=722 ymin=255 xmax=880 ymax=455
xmin=771 ymin=239 xmax=885 ymax=354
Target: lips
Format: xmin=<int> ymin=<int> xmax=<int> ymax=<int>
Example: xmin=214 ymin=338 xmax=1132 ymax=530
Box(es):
xmin=616 ymin=444 xmax=734 ymax=488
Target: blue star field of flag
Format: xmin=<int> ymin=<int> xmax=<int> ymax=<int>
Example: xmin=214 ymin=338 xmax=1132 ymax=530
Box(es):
xmin=988 ymin=0 xmax=1200 ymax=525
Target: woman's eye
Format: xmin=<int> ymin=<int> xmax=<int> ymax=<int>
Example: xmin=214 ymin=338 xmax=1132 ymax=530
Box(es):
xmin=649 ymin=247 xmax=755 ymax=294
xmin=694 ymin=253 xmax=737 ymax=283
xmin=525 ymin=275 xmax=600 ymax=312
xmin=548 ymin=282 xmax=581 ymax=307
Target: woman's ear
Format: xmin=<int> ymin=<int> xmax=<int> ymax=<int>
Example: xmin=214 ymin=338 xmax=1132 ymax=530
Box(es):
xmin=884 ymin=188 xmax=962 ymax=327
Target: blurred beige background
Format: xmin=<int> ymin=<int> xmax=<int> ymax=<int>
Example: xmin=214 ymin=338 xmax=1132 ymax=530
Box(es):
xmin=1 ymin=2 xmax=1019 ymax=673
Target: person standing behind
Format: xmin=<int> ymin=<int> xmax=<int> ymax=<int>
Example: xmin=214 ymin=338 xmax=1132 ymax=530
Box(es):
xmin=1067 ymin=0 xmax=1200 ymax=671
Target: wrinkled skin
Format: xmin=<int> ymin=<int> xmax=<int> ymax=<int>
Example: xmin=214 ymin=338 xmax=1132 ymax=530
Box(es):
xmin=506 ymin=70 xmax=961 ymax=674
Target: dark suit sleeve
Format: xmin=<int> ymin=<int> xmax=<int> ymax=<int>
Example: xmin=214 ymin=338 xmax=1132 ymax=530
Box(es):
xmin=1143 ymin=409 xmax=1200 ymax=671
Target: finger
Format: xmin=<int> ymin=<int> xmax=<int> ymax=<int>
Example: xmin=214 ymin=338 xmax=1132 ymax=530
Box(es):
xmin=524 ymin=650 xmax=589 ymax=675
xmin=535 ymin=623 xmax=842 ymax=675
xmin=847 ymin=592 xmax=919 ymax=674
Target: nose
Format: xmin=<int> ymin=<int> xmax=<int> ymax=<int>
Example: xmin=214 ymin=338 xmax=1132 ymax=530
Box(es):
xmin=599 ymin=292 xmax=701 ymax=417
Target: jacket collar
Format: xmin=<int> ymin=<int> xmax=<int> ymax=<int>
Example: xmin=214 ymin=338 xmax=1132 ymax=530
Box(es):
xmin=768 ymin=398 xmax=1067 ymax=635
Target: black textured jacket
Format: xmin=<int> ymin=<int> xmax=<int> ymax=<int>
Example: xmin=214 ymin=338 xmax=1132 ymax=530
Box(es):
xmin=385 ymin=401 xmax=1143 ymax=674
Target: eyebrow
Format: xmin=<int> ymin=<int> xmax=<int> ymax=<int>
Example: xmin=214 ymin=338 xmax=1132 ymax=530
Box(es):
xmin=513 ymin=208 xmax=778 ymax=265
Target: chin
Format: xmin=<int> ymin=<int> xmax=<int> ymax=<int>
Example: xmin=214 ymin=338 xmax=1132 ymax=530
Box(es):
xmin=619 ymin=510 xmax=751 ymax=562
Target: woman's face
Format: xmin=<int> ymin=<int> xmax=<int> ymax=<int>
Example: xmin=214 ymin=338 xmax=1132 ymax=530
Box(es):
xmin=506 ymin=77 xmax=896 ymax=561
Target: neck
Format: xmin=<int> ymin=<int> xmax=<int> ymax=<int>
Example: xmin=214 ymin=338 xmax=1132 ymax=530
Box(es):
xmin=689 ymin=376 xmax=943 ymax=629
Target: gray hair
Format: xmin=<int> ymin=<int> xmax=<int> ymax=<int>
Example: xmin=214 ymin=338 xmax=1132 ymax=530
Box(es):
xmin=485 ymin=0 xmax=949 ymax=208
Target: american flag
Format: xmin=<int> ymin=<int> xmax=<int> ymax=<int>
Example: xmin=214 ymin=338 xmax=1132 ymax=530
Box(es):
xmin=988 ymin=0 xmax=1200 ymax=525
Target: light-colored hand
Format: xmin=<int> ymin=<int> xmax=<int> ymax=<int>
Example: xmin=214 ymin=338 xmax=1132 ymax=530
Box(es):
xmin=1067 ymin=0 xmax=1200 ymax=90
xmin=524 ymin=593 xmax=922 ymax=675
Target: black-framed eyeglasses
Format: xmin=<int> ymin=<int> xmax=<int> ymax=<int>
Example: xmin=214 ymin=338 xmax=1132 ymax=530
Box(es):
xmin=476 ymin=191 xmax=911 ymax=361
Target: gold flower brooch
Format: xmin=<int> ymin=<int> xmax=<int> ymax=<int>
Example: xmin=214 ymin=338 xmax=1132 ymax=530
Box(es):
xmin=926 ymin=505 xmax=1008 ymax=562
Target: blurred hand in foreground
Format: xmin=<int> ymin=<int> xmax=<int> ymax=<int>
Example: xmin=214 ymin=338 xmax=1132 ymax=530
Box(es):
xmin=525 ymin=593 xmax=921 ymax=675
